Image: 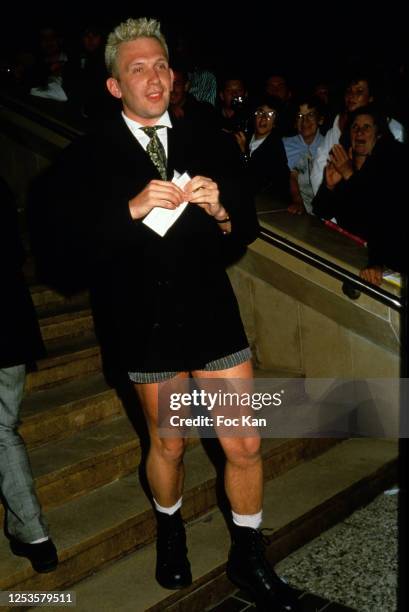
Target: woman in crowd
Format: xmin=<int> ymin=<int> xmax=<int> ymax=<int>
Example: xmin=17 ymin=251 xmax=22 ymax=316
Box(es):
xmin=235 ymin=95 xmax=290 ymax=201
xmin=312 ymin=104 xmax=407 ymax=285
xmin=310 ymin=72 xmax=405 ymax=196
xmin=283 ymin=95 xmax=325 ymax=215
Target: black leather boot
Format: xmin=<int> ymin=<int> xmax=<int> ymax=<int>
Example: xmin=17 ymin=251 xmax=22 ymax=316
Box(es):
xmin=155 ymin=510 xmax=192 ymax=590
xmin=227 ymin=525 xmax=301 ymax=611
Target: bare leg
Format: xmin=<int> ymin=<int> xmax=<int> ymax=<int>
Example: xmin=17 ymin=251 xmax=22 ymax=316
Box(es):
xmin=134 ymin=372 xmax=189 ymax=507
xmin=192 ymin=360 xmax=263 ymax=514
xmin=203 ymin=363 xmax=299 ymax=610
xmin=135 ymin=373 xmax=192 ymax=590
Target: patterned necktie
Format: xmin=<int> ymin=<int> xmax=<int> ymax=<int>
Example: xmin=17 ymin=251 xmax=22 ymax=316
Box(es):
xmin=140 ymin=126 xmax=167 ymax=180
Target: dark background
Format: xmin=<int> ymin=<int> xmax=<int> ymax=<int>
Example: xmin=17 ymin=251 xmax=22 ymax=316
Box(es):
xmin=1 ymin=2 xmax=406 ymax=84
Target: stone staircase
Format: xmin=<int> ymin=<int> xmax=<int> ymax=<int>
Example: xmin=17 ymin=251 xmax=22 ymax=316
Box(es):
xmin=0 ymin=285 xmax=398 ymax=611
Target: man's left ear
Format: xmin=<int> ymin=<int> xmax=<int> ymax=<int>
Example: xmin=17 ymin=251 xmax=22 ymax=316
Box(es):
xmin=106 ymin=77 xmax=122 ymax=99
xmin=169 ymin=68 xmax=174 ymax=90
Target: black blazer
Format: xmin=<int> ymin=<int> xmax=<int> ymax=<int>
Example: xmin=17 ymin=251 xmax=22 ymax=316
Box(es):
xmin=31 ymin=115 xmax=259 ymax=372
xmin=1 ymin=178 xmax=45 ymax=368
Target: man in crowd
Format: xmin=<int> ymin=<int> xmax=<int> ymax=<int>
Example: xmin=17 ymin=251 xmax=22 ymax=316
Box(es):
xmin=217 ymin=76 xmax=249 ymax=133
xmin=169 ymin=68 xmax=217 ymax=126
xmin=264 ymin=71 xmax=297 ymax=136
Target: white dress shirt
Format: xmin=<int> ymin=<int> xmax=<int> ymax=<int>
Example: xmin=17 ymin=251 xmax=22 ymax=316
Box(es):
xmin=249 ymin=134 xmax=267 ymax=156
xmin=121 ymin=111 xmax=172 ymax=156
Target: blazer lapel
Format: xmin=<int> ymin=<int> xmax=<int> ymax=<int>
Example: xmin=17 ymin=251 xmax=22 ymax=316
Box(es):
xmin=167 ymin=124 xmax=188 ymax=179
xmin=115 ymin=115 xmax=161 ymax=179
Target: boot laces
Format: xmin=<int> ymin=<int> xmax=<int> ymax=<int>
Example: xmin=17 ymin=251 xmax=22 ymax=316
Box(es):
xmin=248 ymin=527 xmax=273 ymax=553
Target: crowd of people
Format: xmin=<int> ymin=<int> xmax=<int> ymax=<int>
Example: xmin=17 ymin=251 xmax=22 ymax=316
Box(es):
xmin=1 ymin=19 xmax=406 ymax=284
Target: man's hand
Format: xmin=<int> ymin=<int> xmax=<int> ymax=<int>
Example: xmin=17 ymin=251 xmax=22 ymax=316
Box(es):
xmin=359 ymin=265 xmax=384 ymax=286
xmin=128 ymin=180 xmax=185 ymax=220
xmin=184 ymin=176 xmax=227 ymax=220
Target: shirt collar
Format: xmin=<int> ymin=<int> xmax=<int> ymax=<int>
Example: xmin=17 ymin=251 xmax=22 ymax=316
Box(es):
xmin=250 ymin=134 xmax=268 ymax=145
xmin=297 ymin=131 xmax=322 ymax=148
xmin=121 ymin=110 xmax=172 ymax=131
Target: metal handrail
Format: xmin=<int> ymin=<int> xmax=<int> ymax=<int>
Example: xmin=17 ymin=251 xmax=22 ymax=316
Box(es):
xmin=260 ymin=226 xmax=404 ymax=312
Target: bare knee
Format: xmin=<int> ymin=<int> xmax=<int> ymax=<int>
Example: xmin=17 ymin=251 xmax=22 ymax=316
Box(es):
xmin=152 ymin=437 xmax=187 ymax=464
xmin=222 ymin=437 xmax=261 ymax=468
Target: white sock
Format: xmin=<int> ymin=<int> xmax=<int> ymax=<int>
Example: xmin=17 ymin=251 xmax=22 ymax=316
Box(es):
xmin=232 ymin=510 xmax=263 ymax=530
xmin=30 ymin=537 xmax=49 ymax=544
xmin=153 ymin=497 xmax=183 ymax=515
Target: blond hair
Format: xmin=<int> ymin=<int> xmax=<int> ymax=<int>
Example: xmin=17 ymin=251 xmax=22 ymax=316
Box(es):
xmin=105 ymin=17 xmax=168 ymax=77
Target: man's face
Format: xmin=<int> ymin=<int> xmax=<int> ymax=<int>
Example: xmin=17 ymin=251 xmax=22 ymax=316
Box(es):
xmin=296 ymin=104 xmax=321 ymax=142
xmin=344 ymin=80 xmax=373 ymax=112
xmin=83 ymin=31 xmax=103 ymax=54
xmin=265 ymin=76 xmax=289 ymax=101
xmin=107 ymin=37 xmax=173 ymax=125
xmin=170 ymin=71 xmax=188 ymax=106
xmin=350 ymin=114 xmax=379 ymax=156
xmin=220 ymin=80 xmax=246 ymax=110
xmin=254 ymin=105 xmax=277 ymax=137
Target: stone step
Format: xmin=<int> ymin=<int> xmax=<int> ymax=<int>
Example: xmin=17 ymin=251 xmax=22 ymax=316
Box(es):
xmin=35 ymin=299 xmax=91 ymax=320
xmin=48 ymin=439 xmax=397 ymax=612
xmin=38 ymin=308 xmax=94 ymax=341
xmin=25 ymin=334 xmax=101 ymax=392
xmin=30 ymin=285 xmax=89 ymax=309
xmin=0 ymin=416 xmax=141 ymax=532
xmin=0 ymin=437 xmax=342 ymax=593
xmin=20 ymin=374 xmax=123 ymax=448
xmin=11 ymin=371 xmax=308 ymax=519
xmin=1 ymin=416 xmax=201 ymax=529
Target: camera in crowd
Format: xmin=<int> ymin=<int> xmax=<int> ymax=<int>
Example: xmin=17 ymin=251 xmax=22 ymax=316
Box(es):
xmin=231 ymin=95 xmax=250 ymax=134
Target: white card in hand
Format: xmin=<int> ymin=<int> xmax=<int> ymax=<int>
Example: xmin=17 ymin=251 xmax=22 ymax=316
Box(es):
xmin=142 ymin=171 xmax=191 ymax=237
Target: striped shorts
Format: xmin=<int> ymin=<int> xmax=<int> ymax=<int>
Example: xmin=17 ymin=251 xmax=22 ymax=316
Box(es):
xmin=128 ymin=347 xmax=252 ymax=384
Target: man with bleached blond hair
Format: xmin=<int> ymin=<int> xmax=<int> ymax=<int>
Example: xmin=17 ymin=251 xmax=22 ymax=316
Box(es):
xmin=38 ymin=17 xmax=299 ymax=611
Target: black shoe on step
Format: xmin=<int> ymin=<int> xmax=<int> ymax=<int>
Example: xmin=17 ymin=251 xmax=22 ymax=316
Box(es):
xmin=155 ymin=510 xmax=192 ymax=590
xmin=226 ymin=526 xmax=301 ymax=611
xmin=9 ymin=537 xmax=58 ymax=573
